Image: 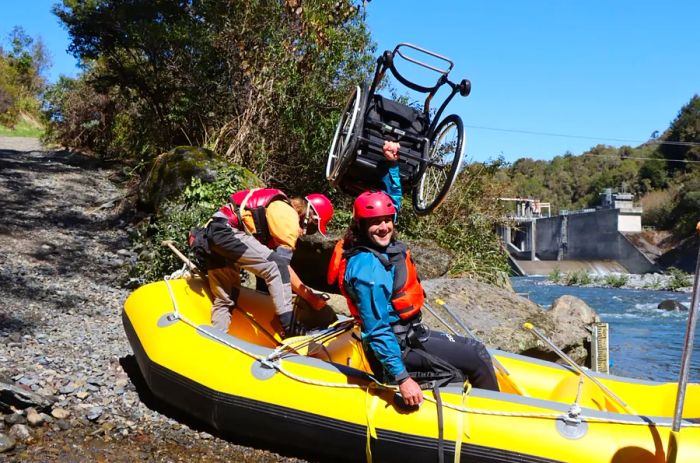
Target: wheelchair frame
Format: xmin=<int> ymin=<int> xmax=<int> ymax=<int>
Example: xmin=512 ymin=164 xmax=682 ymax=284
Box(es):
xmin=326 ymin=43 xmax=471 ymax=215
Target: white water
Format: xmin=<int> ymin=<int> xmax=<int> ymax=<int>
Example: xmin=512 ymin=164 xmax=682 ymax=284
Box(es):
xmin=512 ymin=276 xmax=697 ymax=382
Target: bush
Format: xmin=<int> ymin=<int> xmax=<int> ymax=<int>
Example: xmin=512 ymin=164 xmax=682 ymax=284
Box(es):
xmin=640 ymin=189 xmax=676 ymax=228
xmin=549 ymin=266 xmax=562 ymax=283
xmin=564 ymin=270 xmax=592 ymax=286
xmin=399 ymin=161 xmax=510 ymax=285
xmin=604 ymin=273 xmax=628 ymax=288
xmin=667 ymin=267 xmax=691 ymax=291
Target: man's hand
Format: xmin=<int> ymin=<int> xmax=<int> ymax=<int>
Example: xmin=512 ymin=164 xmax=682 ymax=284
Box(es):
xmin=298 ymin=284 xmax=328 ymax=311
xmin=398 ymin=377 xmax=423 ymax=406
xmin=383 ymin=140 xmax=400 ymax=162
xmin=306 ymin=291 xmax=328 ymax=311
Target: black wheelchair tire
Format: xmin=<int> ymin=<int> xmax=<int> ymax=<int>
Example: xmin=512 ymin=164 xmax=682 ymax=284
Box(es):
xmin=326 ymin=84 xmax=366 ymax=186
xmin=412 ymin=113 xmax=465 ymax=215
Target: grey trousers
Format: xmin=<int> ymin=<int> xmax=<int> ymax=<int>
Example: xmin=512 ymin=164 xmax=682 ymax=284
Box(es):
xmin=207 ymin=221 xmax=292 ymax=332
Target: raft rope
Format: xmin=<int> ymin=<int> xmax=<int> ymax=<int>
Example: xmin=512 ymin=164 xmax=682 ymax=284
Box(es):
xmin=161 ymin=277 xmax=700 ymax=430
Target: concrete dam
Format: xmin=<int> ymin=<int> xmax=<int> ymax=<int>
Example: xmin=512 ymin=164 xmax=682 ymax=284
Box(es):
xmin=499 ymin=191 xmax=657 ymax=276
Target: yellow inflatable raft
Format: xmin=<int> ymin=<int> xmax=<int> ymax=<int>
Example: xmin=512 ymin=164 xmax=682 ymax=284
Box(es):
xmin=122 ymin=277 xmax=700 ymax=462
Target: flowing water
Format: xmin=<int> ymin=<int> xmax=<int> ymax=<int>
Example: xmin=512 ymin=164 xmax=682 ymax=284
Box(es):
xmin=511 ymin=276 xmax=699 ymax=383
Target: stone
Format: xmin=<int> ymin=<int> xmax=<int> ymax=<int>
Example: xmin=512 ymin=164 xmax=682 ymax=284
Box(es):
xmin=138 ymin=146 xmax=261 ymax=213
xmin=86 ymin=407 xmax=103 ymax=421
xmin=56 ymin=419 xmax=71 ymax=431
xmin=0 ymin=379 xmax=57 ymax=410
xmin=0 ymin=433 xmax=16 ymax=453
xmin=8 ymin=424 xmax=31 ymax=442
xmin=421 ymin=278 xmax=595 ymax=365
xmin=59 ymin=383 xmax=76 ymax=394
xmin=26 ymin=408 xmax=43 ymax=427
xmin=657 ymin=299 xmax=688 ymax=311
xmin=4 ymin=413 xmax=26 ymax=426
xmin=51 ymin=408 xmax=70 ymax=420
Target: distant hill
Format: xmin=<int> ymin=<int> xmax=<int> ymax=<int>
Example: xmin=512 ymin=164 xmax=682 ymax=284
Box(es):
xmin=496 ymin=95 xmax=700 ymax=242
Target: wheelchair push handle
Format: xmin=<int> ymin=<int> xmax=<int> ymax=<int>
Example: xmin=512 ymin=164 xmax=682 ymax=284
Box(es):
xmin=392 ymin=42 xmax=454 ymax=76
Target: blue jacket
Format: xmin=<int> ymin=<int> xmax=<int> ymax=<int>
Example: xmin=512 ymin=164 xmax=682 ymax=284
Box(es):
xmin=380 ymin=161 xmax=402 ymax=212
xmin=344 ymin=245 xmax=409 ymax=383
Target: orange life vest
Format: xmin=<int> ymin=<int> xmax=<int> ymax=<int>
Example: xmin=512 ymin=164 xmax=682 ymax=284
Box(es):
xmin=327 ymin=239 xmax=425 ymax=323
xmin=216 ymin=188 xmax=289 ymax=247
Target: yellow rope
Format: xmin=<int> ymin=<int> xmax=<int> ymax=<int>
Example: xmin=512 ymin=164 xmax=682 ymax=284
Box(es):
xmin=365 ymin=383 xmax=380 ymax=463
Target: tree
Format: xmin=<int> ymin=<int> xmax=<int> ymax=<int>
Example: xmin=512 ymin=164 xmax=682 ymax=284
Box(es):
xmin=0 ymin=27 xmax=50 ymax=126
xmin=51 ymin=0 xmax=373 ymax=192
xmin=660 ymin=95 xmax=700 ymax=173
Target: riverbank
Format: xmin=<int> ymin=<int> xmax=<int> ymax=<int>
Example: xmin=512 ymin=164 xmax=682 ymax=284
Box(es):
xmin=541 ymin=270 xmax=694 ymax=293
xmin=0 ymin=142 xmax=303 ymax=461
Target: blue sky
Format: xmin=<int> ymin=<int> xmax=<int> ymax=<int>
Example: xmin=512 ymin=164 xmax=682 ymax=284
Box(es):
xmin=2 ymin=1 xmax=699 ymax=163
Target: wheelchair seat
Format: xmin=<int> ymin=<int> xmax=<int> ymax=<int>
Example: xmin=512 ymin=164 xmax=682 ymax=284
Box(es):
xmin=339 ymin=94 xmax=429 ymax=195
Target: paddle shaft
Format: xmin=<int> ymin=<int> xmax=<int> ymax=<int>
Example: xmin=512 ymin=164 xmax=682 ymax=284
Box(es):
xmin=162 ymin=240 xmax=202 ymax=275
xmin=524 ymin=323 xmax=635 ymax=414
xmin=671 ymin=223 xmax=700 ymax=432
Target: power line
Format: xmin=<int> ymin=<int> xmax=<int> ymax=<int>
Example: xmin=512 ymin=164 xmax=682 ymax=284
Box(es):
xmin=464 ymin=124 xmax=700 ymax=147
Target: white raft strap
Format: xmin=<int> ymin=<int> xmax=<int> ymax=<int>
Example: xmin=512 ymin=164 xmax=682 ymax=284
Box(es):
xmin=161 ymin=277 xmax=700 ymax=429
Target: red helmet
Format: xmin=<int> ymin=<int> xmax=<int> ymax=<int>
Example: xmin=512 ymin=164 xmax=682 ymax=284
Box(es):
xmin=305 ymin=193 xmax=334 ymax=236
xmin=353 ymin=191 xmax=396 ymax=220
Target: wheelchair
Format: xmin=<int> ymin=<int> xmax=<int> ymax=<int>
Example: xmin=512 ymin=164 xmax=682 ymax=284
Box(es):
xmin=326 ymin=43 xmax=471 ymax=215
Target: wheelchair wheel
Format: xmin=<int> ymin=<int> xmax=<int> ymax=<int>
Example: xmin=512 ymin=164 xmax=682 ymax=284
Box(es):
xmin=412 ymin=113 xmax=465 ymax=215
xmin=326 ymin=85 xmax=364 ymax=185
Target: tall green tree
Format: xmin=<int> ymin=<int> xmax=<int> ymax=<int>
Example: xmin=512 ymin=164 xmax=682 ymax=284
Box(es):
xmin=50 ymin=0 xmax=373 ymax=192
xmin=0 ymin=27 xmax=50 ymax=126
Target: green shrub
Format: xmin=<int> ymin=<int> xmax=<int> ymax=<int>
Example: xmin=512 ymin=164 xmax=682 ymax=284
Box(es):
xmin=564 ymin=270 xmax=592 ymax=286
xmin=130 ymin=164 xmax=254 ymax=282
xmin=667 ymin=267 xmax=691 ymax=291
xmin=604 ymin=273 xmax=629 ymax=288
xmin=549 ymin=266 xmax=562 ymax=283
xmin=399 ymin=161 xmax=510 ymax=286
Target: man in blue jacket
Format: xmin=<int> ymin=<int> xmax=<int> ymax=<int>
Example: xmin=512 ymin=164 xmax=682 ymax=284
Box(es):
xmin=332 ymin=142 xmax=499 ymax=406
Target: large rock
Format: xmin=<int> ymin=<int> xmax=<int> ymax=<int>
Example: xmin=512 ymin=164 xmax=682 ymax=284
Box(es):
xmin=138 ymin=146 xmax=260 ymax=212
xmin=292 ymin=234 xmax=456 ymax=293
xmin=320 ymin=277 xmax=594 ymax=365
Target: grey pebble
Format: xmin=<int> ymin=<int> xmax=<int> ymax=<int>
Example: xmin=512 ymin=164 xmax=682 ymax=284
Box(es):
xmin=0 ymin=433 xmax=16 ymax=453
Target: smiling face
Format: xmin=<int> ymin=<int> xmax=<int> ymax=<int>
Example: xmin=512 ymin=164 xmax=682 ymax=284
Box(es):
xmin=365 ymin=214 xmax=394 ymax=248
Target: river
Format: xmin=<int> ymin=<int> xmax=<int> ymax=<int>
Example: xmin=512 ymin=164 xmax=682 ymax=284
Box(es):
xmin=511 ymin=276 xmax=699 ymax=383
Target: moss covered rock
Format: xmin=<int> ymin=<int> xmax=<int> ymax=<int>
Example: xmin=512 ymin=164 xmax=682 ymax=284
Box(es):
xmin=139 ymin=146 xmax=259 ymax=212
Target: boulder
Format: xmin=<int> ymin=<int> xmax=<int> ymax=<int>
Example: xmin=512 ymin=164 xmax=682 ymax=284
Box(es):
xmin=292 ymin=233 xmax=456 ymax=293
xmin=138 ymin=146 xmax=261 ymax=212
xmin=657 ymin=299 xmax=689 ymax=311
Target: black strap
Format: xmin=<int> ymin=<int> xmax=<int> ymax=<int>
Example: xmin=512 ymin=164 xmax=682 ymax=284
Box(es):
xmin=249 ymin=206 xmax=271 ymax=244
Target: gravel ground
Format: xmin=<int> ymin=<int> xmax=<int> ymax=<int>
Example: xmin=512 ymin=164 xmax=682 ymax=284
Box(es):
xmin=0 ymin=141 xmax=304 ymax=462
